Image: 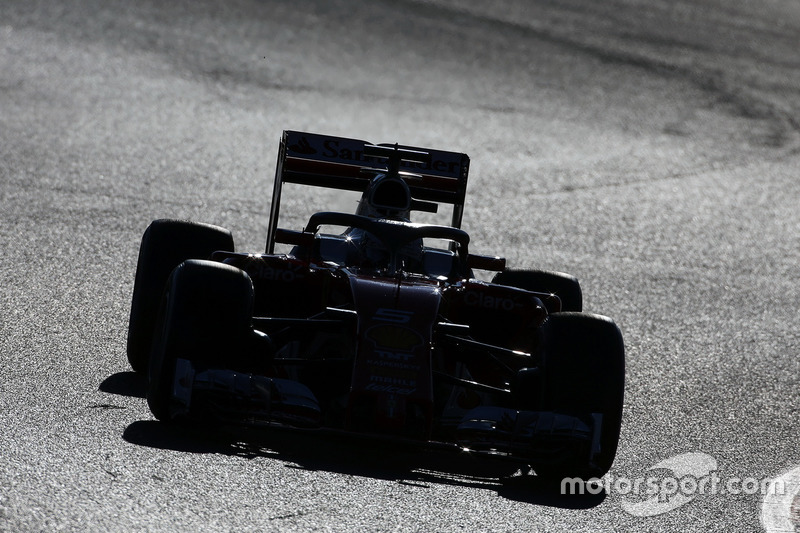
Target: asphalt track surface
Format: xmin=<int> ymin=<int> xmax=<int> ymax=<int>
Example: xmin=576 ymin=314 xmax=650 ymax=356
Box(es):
xmin=1 ymin=1 xmax=799 ymax=531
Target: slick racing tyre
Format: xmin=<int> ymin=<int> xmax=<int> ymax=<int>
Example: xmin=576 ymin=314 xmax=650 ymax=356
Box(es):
xmin=535 ymin=312 xmax=624 ymax=479
xmin=147 ymin=260 xmax=254 ymax=422
xmin=492 ymin=269 xmax=582 ymax=312
xmin=127 ymin=219 xmax=234 ymax=373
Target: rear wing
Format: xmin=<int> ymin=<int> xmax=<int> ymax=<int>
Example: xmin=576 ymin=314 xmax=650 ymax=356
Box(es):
xmin=266 ymin=130 xmax=470 ymax=253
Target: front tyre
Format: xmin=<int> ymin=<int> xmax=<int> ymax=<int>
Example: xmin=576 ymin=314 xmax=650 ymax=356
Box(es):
xmin=147 ymin=260 xmax=254 ymax=422
xmin=538 ymin=312 xmax=625 ymax=479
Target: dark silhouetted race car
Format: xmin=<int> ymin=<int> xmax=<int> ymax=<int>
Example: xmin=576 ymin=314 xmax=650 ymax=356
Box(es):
xmin=127 ymin=131 xmax=625 ymax=480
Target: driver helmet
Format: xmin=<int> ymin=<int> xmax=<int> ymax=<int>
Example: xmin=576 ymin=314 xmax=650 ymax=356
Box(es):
xmin=355 ymin=173 xmax=412 ymax=221
xmin=350 ymin=174 xmax=423 ymax=270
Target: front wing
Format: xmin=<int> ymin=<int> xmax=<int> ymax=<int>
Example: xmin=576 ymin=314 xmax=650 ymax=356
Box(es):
xmin=166 ymin=358 xmax=602 ymax=473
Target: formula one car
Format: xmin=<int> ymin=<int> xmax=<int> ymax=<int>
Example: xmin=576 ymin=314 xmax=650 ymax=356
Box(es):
xmin=127 ymin=131 xmax=625 ymax=480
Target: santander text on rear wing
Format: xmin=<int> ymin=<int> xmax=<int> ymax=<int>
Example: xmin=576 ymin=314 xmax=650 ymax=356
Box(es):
xmin=266 ymin=131 xmax=470 ymax=253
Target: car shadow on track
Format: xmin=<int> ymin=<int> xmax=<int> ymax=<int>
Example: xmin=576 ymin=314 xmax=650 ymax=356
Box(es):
xmin=104 ymin=370 xmax=605 ymax=508
xmin=120 ymin=416 xmax=606 ymax=509
xmin=99 ymin=371 xmax=147 ymax=399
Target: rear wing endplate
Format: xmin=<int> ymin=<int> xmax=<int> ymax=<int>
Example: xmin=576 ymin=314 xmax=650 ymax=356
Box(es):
xmin=266 ymin=130 xmax=470 ymax=253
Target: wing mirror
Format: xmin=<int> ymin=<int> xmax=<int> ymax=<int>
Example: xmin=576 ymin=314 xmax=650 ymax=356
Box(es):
xmin=274 ymin=228 xmax=315 ymax=248
xmin=467 ymin=254 xmax=506 ymax=272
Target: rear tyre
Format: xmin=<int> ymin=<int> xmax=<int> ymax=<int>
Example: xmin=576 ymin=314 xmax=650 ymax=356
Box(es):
xmin=127 ymin=219 xmax=234 ymax=373
xmin=536 ymin=312 xmax=625 ymax=479
xmin=492 ymin=269 xmax=582 ymax=312
xmin=147 ymin=260 xmax=254 ymax=422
